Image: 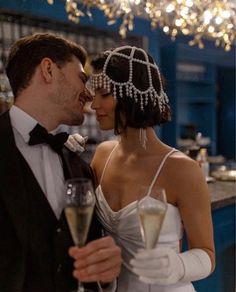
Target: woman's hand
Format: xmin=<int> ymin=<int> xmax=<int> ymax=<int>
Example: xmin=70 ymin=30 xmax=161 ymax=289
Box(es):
xmin=130 ymin=246 xmax=212 ymax=286
xmin=64 ymin=133 xmax=88 ymax=153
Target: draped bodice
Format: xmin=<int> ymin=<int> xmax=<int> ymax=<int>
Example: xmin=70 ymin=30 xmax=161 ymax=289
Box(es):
xmin=95 ymin=146 xmax=196 ymax=291
xmin=95 ymin=186 xmax=196 ymax=291
xmin=96 ymin=185 xmax=183 ymax=268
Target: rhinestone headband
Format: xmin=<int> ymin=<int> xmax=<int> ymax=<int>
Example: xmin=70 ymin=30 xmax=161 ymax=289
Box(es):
xmin=90 ymin=46 xmax=169 ymax=112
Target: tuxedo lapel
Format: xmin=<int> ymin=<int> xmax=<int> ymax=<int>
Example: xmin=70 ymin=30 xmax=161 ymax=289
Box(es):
xmin=0 ymin=111 xmax=29 ymax=253
xmin=62 ymin=148 xmax=103 ymax=244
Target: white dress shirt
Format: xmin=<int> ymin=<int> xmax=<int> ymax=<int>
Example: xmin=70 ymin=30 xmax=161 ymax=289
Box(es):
xmin=9 ymin=105 xmax=66 ymax=219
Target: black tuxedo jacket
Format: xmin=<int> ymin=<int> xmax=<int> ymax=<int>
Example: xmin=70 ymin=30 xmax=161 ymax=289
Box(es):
xmin=0 ymin=111 xmax=102 ymax=292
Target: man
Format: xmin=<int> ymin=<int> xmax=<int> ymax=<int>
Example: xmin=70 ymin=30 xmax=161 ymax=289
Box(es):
xmin=0 ymin=33 xmax=121 ymax=292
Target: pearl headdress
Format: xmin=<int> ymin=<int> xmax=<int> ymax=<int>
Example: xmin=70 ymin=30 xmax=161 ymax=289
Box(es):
xmin=90 ymin=46 xmax=169 ymax=112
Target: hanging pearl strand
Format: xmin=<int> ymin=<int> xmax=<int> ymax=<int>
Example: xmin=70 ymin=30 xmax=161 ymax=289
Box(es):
xmin=90 ymin=46 xmax=169 ymax=112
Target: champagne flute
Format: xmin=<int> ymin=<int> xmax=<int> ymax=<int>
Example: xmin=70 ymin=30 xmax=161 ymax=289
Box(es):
xmin=65 ymin=178 xmax=95 ymax=292
xmin=137 ymin=186 xmax=167 ymax=291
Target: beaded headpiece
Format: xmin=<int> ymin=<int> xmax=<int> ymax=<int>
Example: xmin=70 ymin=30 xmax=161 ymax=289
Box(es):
xmin=90 ymin=46 xmax=169 ymax=112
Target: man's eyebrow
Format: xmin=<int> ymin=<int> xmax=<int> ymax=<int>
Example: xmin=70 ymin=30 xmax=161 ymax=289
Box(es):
xmin=79 ymin=72 xmax=88 ymax=83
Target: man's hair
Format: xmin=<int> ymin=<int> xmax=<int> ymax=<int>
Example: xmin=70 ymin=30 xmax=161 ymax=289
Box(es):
xmin=91 ymin=47 xmax=171 ymax=134
xmin=5 ymin=33 xmax=87 ymax=97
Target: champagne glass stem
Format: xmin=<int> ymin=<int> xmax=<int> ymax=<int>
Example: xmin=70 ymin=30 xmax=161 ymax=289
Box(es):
xmin=77 ymin=244 xmax=85 ymax=292
xmin=77 ymin=280 xmax=85 ymax=292
xmin=65 ymin=178 xmax=95 ymax=292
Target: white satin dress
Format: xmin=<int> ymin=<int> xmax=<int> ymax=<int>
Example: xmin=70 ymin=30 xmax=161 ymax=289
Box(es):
xmin=95 ymin=147 xmax=196 ymax=292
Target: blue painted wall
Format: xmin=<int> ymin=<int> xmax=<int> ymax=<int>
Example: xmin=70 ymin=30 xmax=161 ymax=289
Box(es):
xmin=0 ymin=0 xmax=161 ymax=61
xmin=217 ymin=67 xmax=236 ymax=159
xmin=0 ymin=0 xmax=235 ymax=155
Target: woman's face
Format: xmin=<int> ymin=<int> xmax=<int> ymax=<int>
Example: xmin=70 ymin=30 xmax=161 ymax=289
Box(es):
xmin=91 ymin=87 xmax=117 ymax=130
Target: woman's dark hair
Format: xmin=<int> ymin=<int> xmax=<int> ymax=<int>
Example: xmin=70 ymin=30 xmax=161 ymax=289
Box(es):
xmin=5 ymin=33 xmax=87 ymax=97
xmin=91 ymin=47 xmax=171 ymax=134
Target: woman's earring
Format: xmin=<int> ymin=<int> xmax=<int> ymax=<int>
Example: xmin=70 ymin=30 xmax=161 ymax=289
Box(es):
xmin=139 ymin=128 xmax=147 ymax=149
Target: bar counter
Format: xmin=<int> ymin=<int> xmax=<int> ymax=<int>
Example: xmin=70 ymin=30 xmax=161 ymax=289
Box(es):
xmin=209 ymin=180 xmax=236 ymax=209
xmin=193 ymin=179 xmax=235 ymax=292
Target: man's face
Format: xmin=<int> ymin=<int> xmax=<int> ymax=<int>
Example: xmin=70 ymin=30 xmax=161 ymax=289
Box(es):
xmin=52 ymin=56 xmax=92 ymax=126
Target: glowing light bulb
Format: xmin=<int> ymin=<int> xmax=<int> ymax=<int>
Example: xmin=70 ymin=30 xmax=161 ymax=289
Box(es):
xmin=203 ymin=10 xmax=213 ymax=24
xmin=221 ymin=10 xmax=230 ymax=18
xmin=175 ymin=18 xmax=184 ymax=26
xmin=208 ymin=26 xmax=215 ymax=33
xmin=166 ymin=3 xmax=175 ymax=13
xmin=163 ymin=26 xmax=170 ymax=33
xmin=215 ymin=16 xmax=223 ymax=24
xmin=46 ymin=0 xmax=235 ymax=51
xmin=185 ymin=0 xmax=193 ymax=7
xmin=180 ymin=7 xmax=189 ymax=16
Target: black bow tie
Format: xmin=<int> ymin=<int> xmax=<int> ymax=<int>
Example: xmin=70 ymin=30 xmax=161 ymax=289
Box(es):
xmin=28 ymin=124 xmax=69 ymax=154
xmin=28 ymin=124 xmax=70 ymax=179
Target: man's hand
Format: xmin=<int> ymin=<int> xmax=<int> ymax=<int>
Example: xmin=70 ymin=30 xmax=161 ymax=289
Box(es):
xmin=69 ymin=236 xmax=122 ymax=283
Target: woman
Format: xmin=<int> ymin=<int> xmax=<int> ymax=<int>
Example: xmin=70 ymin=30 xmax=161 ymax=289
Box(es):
xmin=70 ymin=46 xmax=215 ymax=291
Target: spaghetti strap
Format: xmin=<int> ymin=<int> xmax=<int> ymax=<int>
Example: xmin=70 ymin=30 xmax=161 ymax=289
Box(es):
xmin=100 ymin=143 xmax=119 ymax=184
xmin=147 ymin=148 xmax=178 ymax=196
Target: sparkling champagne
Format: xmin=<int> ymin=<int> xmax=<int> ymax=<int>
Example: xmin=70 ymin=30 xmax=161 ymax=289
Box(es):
xmin=139 ymin=208 xmax=165 ymax=249
xmin=65 ymin=205 xmax=94 ymax=247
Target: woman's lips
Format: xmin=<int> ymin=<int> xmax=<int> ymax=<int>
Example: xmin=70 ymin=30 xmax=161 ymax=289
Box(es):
xmin=96 ymin=114 xmax=107 ymax=120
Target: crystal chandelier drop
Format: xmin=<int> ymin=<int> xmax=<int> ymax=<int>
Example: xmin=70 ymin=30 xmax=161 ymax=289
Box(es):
xmin=47 ymin=0 xmax=236 ymax=51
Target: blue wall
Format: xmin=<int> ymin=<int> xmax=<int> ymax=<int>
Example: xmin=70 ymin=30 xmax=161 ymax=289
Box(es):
xmin=1 ymin=0 xmax=235 ymax=155
xmin=217 ymin=67 xmax=236 ymax=159
xmin=0 ymin=0 xmax=161 ymax=61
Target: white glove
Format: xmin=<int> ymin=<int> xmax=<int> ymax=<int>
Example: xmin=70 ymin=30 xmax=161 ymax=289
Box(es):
xmin=64 ymin=133 xmax=88 ymax=154
xmin=130 ymin=247 xmax=212 ymax=286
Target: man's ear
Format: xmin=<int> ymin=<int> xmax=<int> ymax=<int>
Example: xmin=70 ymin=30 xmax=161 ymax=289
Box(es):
xmin=40 ymin=58 xmax=55 ymax=83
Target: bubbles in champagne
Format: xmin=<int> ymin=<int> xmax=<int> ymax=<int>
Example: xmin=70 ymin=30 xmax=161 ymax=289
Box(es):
xmin=65 ymin=206 xmax=94 ymax=247
xmin=139 ymin=208 xmax=165 ymax=249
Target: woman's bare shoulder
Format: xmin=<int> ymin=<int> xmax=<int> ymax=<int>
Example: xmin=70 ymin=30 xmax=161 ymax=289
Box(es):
xmin=167 ymin=150 xmax=204 ymax=182
xmin=169 ymin=150 xmax=198 ymax=166
xmin=95 ymin=140 xmax=119 ymax=155
xmin=91 ymin=140 xmax=118 ymax=166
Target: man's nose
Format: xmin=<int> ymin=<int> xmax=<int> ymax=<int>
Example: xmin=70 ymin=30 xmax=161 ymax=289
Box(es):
xmin=84 ymin=88 xmax=93 ymax=102
xmin=91 ymin=96 xmax=98 ymax=110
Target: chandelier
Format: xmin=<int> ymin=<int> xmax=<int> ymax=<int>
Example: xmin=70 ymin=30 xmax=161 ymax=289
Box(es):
xmin=47 ymin=0 xmax=236 ymax=51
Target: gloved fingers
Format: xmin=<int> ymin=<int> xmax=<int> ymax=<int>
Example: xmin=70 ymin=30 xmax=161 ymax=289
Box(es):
xmin=130 ymin=257 xmax=168 ymax=269
xmin=131 ymin=247 xmax=187 ymax=286
xmin=132 ymin=267 xmax=158 ymax=278
xmin=70 ymin=139 xmax=85 ymax=152
xmin=65 ymin=135 xmax=86 ymax=153
xmin=66 ymin=138 xmax=85 ymax=153
xmin=64 ymin=139 xmax=77 ymax=152
xmin=134 ymin=246 xmax=175 ymax=260
xmin=139 ymin=276 xmax=168 ymax=286
xmin=139 ymin=276 xmax=157 ymax=285
xmin=135 ymin=248 xmax=168 ymax=260
xmin=68 ymin=134 xmax=85 ymax=148
xmin=72 ymin=133 xmax=88 ymax=145
xmin=133 ymin=266 xmax=170 ymax=278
